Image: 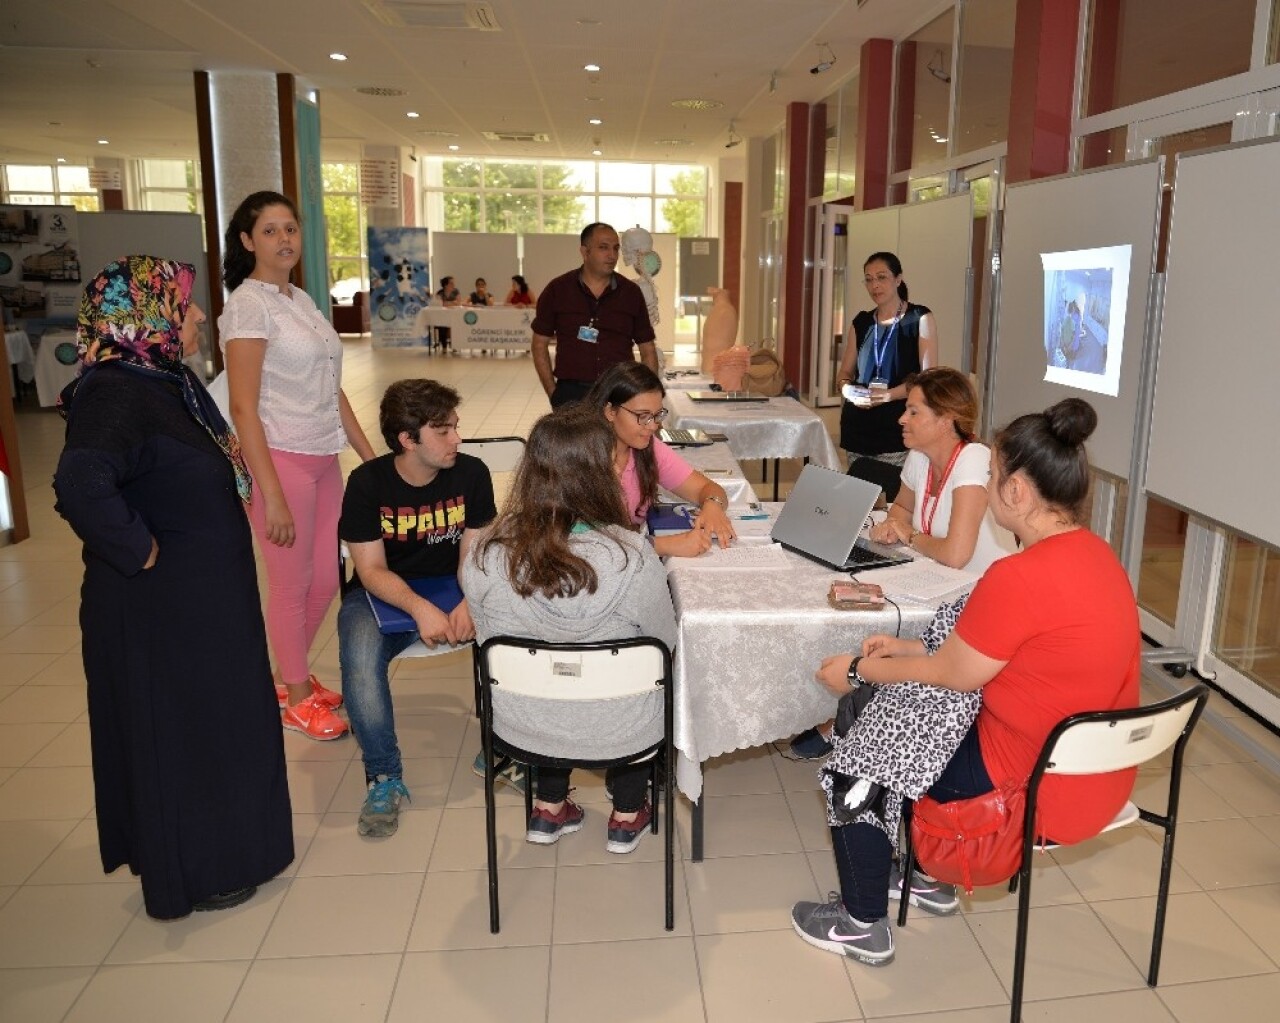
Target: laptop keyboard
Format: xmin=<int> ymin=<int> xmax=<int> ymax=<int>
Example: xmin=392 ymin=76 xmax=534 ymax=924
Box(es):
xmin=843 ymin=543 xmax=897 ymax=568
xmin=664 ymin=429 xmax=701 ymax=445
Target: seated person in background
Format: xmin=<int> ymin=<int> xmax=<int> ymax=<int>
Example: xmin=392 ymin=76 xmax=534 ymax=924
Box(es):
xmin=587 ymin=362 xmax=736 ymax=558
xmin=434 ymin=276 xmax=462 ymax=350
xmin=338 ymin=379 xmax=496 ymax=838
xmin=793 ymin=398 xmax=1139 ymax=968
xmin=867 ymin=367 xmax=1008 ymax=574
xmin=506 ymin=274 xmax=535 ymax=306
xmin=790 ymin=366 xmax=1007 ymax=761
xmin=468 ymin=277 xmax=495 ymax=306
xmin=464 ymin=407 xmax=678 ymax=854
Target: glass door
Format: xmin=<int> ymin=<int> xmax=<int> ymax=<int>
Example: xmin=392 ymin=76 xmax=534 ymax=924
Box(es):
xmin=808 ymin=203 xmax=851 ymax=407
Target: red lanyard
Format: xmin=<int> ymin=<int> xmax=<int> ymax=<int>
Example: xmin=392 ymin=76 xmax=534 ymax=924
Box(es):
xmin=921 ymin=442 xmax=966 ymax=537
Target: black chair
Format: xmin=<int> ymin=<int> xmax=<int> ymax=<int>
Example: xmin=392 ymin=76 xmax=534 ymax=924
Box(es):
xmin=898 ymin=683 xmax=1210 ymax=1023
xmin=476 ymin=636 xmax=675 ymax=933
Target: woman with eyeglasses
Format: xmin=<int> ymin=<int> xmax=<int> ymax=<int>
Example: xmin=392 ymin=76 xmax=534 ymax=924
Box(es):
xmin=586 ymin=362 xmax=736 ymax=558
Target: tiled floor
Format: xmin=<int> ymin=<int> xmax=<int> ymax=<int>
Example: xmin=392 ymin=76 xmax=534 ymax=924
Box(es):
xmin=2 ymin=339 xmax=1279 ymax=1022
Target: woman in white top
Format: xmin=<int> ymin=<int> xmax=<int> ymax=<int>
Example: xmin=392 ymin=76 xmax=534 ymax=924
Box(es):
xmin=867 ymin=366 xmax=1006 ymax=574
xmin=220 ymin=191 xmax=375 ymax=741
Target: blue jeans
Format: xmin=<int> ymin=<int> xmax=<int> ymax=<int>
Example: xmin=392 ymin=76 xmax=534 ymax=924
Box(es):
xmin=338 ymin=588 xmax=421 ymax=782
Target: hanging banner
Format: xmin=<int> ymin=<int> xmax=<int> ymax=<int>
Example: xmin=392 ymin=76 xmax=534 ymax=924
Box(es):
xmin=367 ymin=225 xmax=431 ymax=348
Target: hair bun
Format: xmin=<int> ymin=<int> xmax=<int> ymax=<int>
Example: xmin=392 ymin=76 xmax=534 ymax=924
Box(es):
xmin=1044 ymin=398 xmax=1097 ymax=447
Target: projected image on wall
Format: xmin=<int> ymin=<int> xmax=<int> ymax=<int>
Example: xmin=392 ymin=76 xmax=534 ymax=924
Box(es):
xmin=1040 ymin=245 xmax=1131 ymax=397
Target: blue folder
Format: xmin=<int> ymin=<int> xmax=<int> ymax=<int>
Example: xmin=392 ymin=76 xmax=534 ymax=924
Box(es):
xmin=365 ymin=576 xmax=464 ymax=635
xmin=645 ymin=503 xmax=696 ymax=536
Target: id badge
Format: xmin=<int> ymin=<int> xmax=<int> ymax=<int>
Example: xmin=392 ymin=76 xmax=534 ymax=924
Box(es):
xmin=577 ymin=324 xmax=600 ymax=343
xmin=869 ymin=376 xmax=889 ymax=388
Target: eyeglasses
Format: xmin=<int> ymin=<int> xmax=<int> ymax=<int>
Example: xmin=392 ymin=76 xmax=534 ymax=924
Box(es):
xmin=617 ymin=405 xmax=669 ymax=427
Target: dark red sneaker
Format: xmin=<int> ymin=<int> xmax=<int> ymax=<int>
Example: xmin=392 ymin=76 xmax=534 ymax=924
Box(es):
xmin=526 ymin=798 xmax=585 ymax=845
xmin=606 ymin=801 xmax=653 ymax=854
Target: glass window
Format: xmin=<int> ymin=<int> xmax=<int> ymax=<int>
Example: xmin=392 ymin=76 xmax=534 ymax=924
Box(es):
xmin=1214 ymin=536 xmax=1280 ymax=696
xmin=442 ymin=160 xmax=482 ymax=188
xmin=599 ymin=162 xmax=652 ymax=193
xmin=486 ymin=161 xmax=538 ymax=190
xmin=896 ymin=9 xmax=956 ymax=171
xmin=836 ymin=77 xmax=859 ymax=198
xmin=955 ymin=0 xmax=1015 ymax=154
xmin=1080 ymin=126 xmax=1130 ymax=169
xmin=442 ymin=192 xmax=481 ymax=231
xmin=6 ymin=165 xmax=54 ymax=191
xmin=908 ymin=174 xmax=947 ymax=202
xmin=56 ymin=165 xmax=92 ymax=192
xmin=543 ymin=193 xmax=593 ymax=234
xmin=554 ymin=161 xmax=597 ymax=192
xmin=1084 ymin=0 xmax=1255 ymax=116
xmin=484 ymin=193 xmax=539 ymax=233
xmin=67 ymin=195 xmax=100 ymax=213
xmin=1137 ymin=497 xmax=1187 ymax=625
xmin=5 ymin=194 xmax=55 ymax=206
xmin=598 ymin=195 xmax=652 ymax=230
xmin=143 ymin=192 xmax=195 ymax=213
xmin=655 ymin=164 xmax=705 ymax=195
xmin=657 ymin=197 xmax=705 ymax=236
xmin=141 ymin=160 xmax=191 ymax=189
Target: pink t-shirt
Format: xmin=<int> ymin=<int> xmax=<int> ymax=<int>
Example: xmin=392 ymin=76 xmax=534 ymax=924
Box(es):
xmin=619 ymin=438 xmax=695 ymax=523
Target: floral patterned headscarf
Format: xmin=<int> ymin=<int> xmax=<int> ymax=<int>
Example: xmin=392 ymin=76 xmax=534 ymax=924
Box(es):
xmin=59 ymin=255 xmax=252 ymax=502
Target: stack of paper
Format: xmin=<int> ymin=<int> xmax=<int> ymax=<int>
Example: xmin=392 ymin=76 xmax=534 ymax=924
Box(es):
xmin=862 ymin=560 xmax=980 ymax=602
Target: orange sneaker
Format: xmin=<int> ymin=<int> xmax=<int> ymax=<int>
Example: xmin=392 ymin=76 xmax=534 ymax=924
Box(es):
xmin=275 ymin=675 xmax=343 ymax=710
xmin=281 ymin=693 xmax=349 ymax=741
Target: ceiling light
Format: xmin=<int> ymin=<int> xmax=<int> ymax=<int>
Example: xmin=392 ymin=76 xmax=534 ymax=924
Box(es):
xmin=448 ymin=144 xmax=460 ymax=151
xmin=810 ymin=42 xmax=838 ymax=75
xmin=588 ymin=118 xmax=602 ymax=125
xmin=671 ymin=98 xmax=724 ymax=111
xmin=355 ymin=86 xmax=407 ymax=96
xmin=56 ymin=157 xmax=66 ymax=163
xmin=406 ymin=111 xmax=420 ymax=118
xmin=97 ymin=139 xmax=109 ymax=145
xmin=584 ymin=63 xmax=601 ymax=72
xmin=592 ymin=149 xmax=603 ymax=156
xmin=654 ymin=138 xmax=693 ymax=146
xmin=329 ymin=52 xmax=348 ymax=61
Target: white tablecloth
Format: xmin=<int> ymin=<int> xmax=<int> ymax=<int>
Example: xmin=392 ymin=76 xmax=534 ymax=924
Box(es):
xmin=662 ymin=441 xmax=755 ymax=505
xmin=667 ymin=532 xmax=936 ymax=803
xmin=5 ymin=329 xmax=35 ymax=384
xmin=661 ymin=371 xmax=713 ymax=391
xmin=666 ymin=391 xmax=841 ymax=470
xmin=413 ymin=306 xmax=533 ymax=352
xmin=35 ymin=331 xmax=81 ymax=407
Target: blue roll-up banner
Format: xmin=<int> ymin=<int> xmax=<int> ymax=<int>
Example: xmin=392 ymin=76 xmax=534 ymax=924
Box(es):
xmin=367 ymin=225 xmax=431 ymax=348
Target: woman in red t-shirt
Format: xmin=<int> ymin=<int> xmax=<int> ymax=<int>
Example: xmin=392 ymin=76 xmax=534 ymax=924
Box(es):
xmin=792 ymin=398 xmax=1139 ymax=969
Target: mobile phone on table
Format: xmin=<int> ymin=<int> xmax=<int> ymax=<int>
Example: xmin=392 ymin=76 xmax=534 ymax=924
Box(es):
xmin=827 ymin=580 xmax=886 ymax=610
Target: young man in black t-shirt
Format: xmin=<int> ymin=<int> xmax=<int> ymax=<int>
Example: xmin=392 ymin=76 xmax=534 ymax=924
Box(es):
xmin=338 ymin=379 xmax=496 ymax=837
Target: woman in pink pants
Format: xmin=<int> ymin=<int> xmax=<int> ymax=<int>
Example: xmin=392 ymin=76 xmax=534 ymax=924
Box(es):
xmin=220 ymin=191 xmax=375 ymax=740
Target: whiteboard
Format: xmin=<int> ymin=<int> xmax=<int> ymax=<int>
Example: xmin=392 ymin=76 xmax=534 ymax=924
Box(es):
xmin=898 ymin=194 xmax=973 ymax=373
xmin=991 ymin=160 xmax=1162 ymax=479
xmin=1146 ymin=138 xmax=1280 ymax=547
xmin=429 ymin=232 xmax=517 ymax=300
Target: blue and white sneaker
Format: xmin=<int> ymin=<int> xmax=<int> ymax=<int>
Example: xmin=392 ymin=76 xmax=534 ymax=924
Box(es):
xmin=358 ymin=776 xmax=410 ymax=838
xmin=791 ymin=893 xmax=895 ymax=965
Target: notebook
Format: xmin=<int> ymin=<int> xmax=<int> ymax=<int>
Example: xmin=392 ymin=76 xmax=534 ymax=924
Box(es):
xmin=770 ymin=465 xmax=913 ymax=572
xmin=645 ymin=503 xmax=696 ymax=536
xmin=686 ymin=390 xmax=769 ymax=402
xmin=365 ymin=576 xmax=465 ymax=635
xmin=659 ymin=427 xmax=714 ymax=446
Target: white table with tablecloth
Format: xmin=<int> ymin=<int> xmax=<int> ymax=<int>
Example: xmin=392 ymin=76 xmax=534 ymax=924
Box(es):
xmin=5 ymin=329 xmax=35 ymax=389
xmin=413 ymin=306 xmax=533 ymax=353
xmin=34 ymin=331 xmax=81 ymax=407
xmin=665 ymin=391 xmax=841 ymax=470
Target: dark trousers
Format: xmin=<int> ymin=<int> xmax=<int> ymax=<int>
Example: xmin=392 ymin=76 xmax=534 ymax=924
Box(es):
xmin=831 ymin=723 xmax=994 ymax=922
xmin=536 ymin=762 xmax=651 ymax=814
xmin=550 ymin=379 xmax=593 ymax=408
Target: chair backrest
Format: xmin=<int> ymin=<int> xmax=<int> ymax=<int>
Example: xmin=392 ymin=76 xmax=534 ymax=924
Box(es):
xmin=1038 ymin=684 xmax=1210 ymax=777
xmin=479 ymin=636 xmax=670 ymax=703
xmin=460 ymin=436 xmax=525 ymax=474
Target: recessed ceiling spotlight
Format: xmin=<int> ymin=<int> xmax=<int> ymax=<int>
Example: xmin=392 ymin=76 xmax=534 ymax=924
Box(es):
xmin=655 ymin=138 xmax=693 ymax=146
xmin=97 ymin=139 xmax=109 ymax=145
xmin=588 ymin=118 xmax=602 ymax=125
xmin=406 ymin=111 xmax=420 ymax=118
xmin=585 ymin=95 xmax=604 ymax=103
xmin=583 ymin=63 xmax=601 ymax=72
xmin=670 ymin=98 xmax=724 ymax=111
xmin=329 ymin=52 xmax=348 ymax=61
xmin=577 ymin=19 xmax=599 ymax=26
xmin=448 ymin=144 xmax=460 ymax=151
xmin=48 ymin=121 xmax=61 ymax=126
xmin=592 ymin=149 xmax=603 ymax=156
xmin=56 ymin=157 xmax=66 ymax=163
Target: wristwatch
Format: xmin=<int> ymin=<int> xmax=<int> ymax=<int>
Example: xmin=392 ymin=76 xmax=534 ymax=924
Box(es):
xmin=846 ymin=655 xmax=864 ymax=689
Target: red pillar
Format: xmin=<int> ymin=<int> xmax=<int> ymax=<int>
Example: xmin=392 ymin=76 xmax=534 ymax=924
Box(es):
xmin=721 ymin=181 xmax=743 ymax=309
xmin=1006 ymin=0 xmax=1083 ymax=183
xmin=855 ymin=39 xmax=895 ymax=212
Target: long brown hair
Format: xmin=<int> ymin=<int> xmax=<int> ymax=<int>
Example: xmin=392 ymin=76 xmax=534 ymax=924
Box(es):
xmin=477 ymin=406 xmax=634 ymax=598
xmin=586 ymin=362 xmax=666 ymax=518
xmin=906 ymin=367 xmax=978 ymax=441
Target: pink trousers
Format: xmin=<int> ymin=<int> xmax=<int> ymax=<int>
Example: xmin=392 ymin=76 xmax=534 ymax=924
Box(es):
xmin=245 ymin=449 xmax=342 ymax=685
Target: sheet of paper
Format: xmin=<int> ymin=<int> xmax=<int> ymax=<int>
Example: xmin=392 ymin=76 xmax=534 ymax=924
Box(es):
xmin=860 ymin=560 xmax=980 ymax=602
xmin=670 ymin=542 xmax=791 ymax=571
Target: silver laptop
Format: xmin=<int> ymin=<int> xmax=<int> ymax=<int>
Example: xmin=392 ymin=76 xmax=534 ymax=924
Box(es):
xmin=686 ymin=390 xmax=769 ymax=402
xmin=659 ymin=427 xmax=714 ymax=447
xmin=771 ymin=465 xmax=912 ymax=572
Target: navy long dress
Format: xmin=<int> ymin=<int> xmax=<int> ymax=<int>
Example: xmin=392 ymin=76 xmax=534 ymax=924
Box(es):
xmin=53 ymin=362 xmax=293 ymax=919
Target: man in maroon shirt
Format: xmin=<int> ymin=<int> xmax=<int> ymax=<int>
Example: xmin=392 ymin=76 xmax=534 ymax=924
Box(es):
xmin=530 ymin=223 xmax=658 ymax=407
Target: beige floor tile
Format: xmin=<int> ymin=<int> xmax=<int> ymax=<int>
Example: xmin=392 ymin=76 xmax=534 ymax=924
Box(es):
xmin=63 ymin=961 xmax=249 ymax=1023
xmin=787 ymin=787 xmax=838 ymax=851
xmin=0 ymin=965 xmax=95 ymax=1023
xmin=26 ymin=650 xmax=87 ymax=686
xmin=0 ymin=625 xmax=80 ymax=655
xmin=698 ymin=929 xmax=860 ymax=1023
xmin=388 ymin=709 xmax=471 ymax=760
xmin=21 ymin=598 xmax=81 ymax=630
xmin=442 ymin=746 xmax=537 ymax=809
xmin=0 ymin=683 xmax=86 ymax=724
xmin=0 ymin=883 xmax=140 ymax=966
xmin=547 ymin=939 xmax=702 ymax=1023
xmin=686 ymin=851 xmax=819 ymax=934
xmin=0 ymin=652 xmax=60 ymax=686
xmin=675 ymin=793 xmax=805 ymax=859
xmin=1181 ymin=724 xmax=1257 ymax=766
xmin=284 ymin=758 xmax=350 ymax=815
xmin=26 ymin=818 xmax=136 ymax=885
xmin=1095 ymin=890 xmax=1276 ymax=985
xmin=1158 ymin=973 xmax=1280 ymax=1023
xmin=1193 ymin=761 xmax=1280 ymax=816
xmin=850 ymin=914 xmax=1007 ymax=1018
xmin=106 ymin=879 xmax=288 ymax=963
xmin=966 ymin=903 xmax=1145 ymax=1000
xmin=700 ymin=747 xmax=784 ymax=796
xmin=428 ymin=804 xmax=556 ymax=872
xmin=0 ymin=883 xmax=15 ymax=908
xmin=1173 ymin=818 xmax=1280 ymax=888
xmin=864 ymin=1009 xmax=1004 ymax=1023
xmin=281 ymin=726 xmax=360 ymax=763
xmin=1014 ymin=988 xmax=1176 ymax=1022
xmin=0 ymin=818 xmax=77 ymax=884
xmin=1049 ymin=826 xmax=1198 ymax=904
xmin=775 ymin=750 xmax=827 ymax=792
xmin=407 ymin=865 xmax=555 ymax=950
xmin=952 ymin=855 xmax=1083 ymax=914
xmin=26 ymin=722 xmax=91 ymax=767
xmin=1132 ymin=766 xmax=1240 ymax=823
xmin=392 ymin=946 xmax=550 ymax=1023
xmin=296 ymin=808 xmax=440 ymax=876
xmin=806 ymin=849 xmax=842 ymax=895
xmin=1247 ymin=812 xmax=1280 ymax=848
xmin=0 ymin=722 xmax=62 ymax=767
xmin=331 ymin=756 xmax=457 ymax=813
xmin=0 ymin=765 xmax=95 ymax=820
xmin=281 ymin=813 xmax=321 ymax=877
xmin=259 ymin=872 xmax=422 ymax=958
xmin=552 ymin=858 xmax=690 ymax=942
xmin=228 ymin=952 xmax=401 ymax=1023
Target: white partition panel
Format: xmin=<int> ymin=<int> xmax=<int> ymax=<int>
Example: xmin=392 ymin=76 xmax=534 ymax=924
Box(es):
xmin=991 ymin=160 xmax=1163 ymax=479
xmin=430 ymin=232 xmax=517 ymax=300
xmin=1147 ymin=138 xmax=1280 ymax=547
xmin=842 ymin=207 xmax=901 ymax=340
xmin=898 ymin=194 xmax=973 ymax=373
xmin=522 ymin=233 xmax=581 ymax=297
xmin=80 ymin=211 xmax=210 ymax=316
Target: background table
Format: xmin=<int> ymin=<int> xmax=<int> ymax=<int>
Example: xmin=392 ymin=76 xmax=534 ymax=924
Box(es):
xmin=666 ymin=391 xmax=840 ymax=469
xmin=413 ymin=306 xmax=533 ymax=353
xmin=662 ymin=441 xmax=755 ymax=505
xmin=5 ymin=329 xmax=35 ymax=392
xmin=34 ymin=331 xmax=80 ymax=407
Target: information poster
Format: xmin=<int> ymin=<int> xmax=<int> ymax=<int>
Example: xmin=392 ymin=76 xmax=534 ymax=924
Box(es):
xmin=0 ymin=205 xmax=81 ymax=325
xmin=367 ymin=225 xmax=431 ymax=348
